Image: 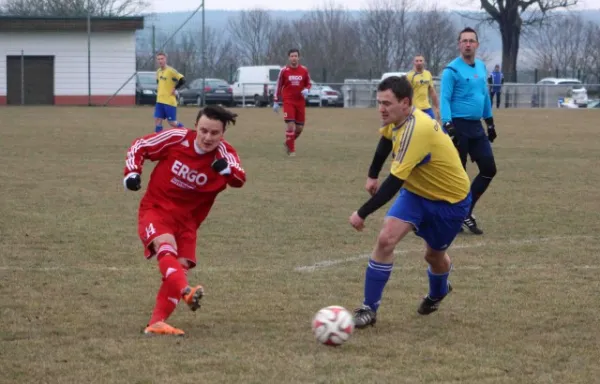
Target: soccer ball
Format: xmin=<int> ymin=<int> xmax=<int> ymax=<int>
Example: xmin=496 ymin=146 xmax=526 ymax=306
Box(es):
xmin=311 ymin=305 xmax=354 ymax=346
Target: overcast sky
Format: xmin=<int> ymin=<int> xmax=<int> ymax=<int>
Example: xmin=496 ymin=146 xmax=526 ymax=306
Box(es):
xmin=147 ymin=0 xmax=599 ymax=13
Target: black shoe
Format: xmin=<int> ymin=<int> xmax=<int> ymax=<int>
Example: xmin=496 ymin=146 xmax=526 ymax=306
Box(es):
xmin=463 ymin=215 xmax=483 ymax=235
xmin=417 ymin=283 xmax=453 ymax=315
xmin=353 ymin=305 xmax=377 ymax=329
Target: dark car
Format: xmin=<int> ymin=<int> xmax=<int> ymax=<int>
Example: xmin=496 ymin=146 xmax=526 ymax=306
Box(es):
xmin=178 ymin=78 xmax=233 ymax=107
xmin=136 ymin=71 xmax=157 ymax=105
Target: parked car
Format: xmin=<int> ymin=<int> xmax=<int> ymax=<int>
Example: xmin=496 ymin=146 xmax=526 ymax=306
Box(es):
xmin=306 ymin=85 xmax=343 ymax=107
xmin=136 ymin=71 xmax=157 ymax=105
xmin=531 ymin=77 xmax=588 ymax=108
xmin=178 ymin=78 xmax=233 ymax=107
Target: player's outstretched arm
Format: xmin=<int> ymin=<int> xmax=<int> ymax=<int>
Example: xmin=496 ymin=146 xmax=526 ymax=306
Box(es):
xmin=124 ymin=129 xmax=188 ymax=177
xmin=357 ymin=174 xmax=404 ymax=219
xmin=440 ymin=67 xmax=455 ymax=124
xmin=482 ymin=82 xmax=493 ymax=120
xmin=368 ymin=136 xmax=393 ymax=179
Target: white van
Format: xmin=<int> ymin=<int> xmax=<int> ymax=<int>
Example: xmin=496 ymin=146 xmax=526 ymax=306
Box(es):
xmin=231 ymin=65 xmax=282 ymax=107
xmin=380 ymin=71 xmax=408 ymax=81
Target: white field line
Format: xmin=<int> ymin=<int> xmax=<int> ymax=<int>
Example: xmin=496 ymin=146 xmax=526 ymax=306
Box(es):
xmin=0 ymin=235 xmax=595 ymax=274
xmin=294 ymin=235 xmax=596 ymax=272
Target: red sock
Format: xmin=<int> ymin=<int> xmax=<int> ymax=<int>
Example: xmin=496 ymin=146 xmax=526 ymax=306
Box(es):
xmin=156 ymin=244 xmax=188 ymax=295
xmin=286 ymin=131 xmax=295 ymax=152
xmin=148 ymin=279 xmax=180 ymax=325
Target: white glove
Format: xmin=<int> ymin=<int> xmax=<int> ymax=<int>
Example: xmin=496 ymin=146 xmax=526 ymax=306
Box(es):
xmin=301 ymin=89 xmax=309 ymax=99
xmin=273 ymin=102 xmax=280 ymax=113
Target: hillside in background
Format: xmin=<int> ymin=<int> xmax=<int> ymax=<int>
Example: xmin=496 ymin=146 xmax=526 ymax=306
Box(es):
xmin=136 ymin=9 xmax=600 ymax=70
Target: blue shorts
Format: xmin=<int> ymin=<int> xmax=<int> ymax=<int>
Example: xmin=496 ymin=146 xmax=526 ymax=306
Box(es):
xmin=422 ymin=108 xmax=435 ymax=119
xmin=452 ymin=118 xmax=493 ymax=163
xmin=386 ymin=189 xmax=471 ymax=251
xmin=154 ymin=102 xmax=178 ymax=121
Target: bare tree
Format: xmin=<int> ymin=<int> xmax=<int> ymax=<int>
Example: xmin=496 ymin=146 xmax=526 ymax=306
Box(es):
xmin=359 ymin=0 xmax=413 ymax=77
xmin=293 ymin=1 xmax=363 ymax=82
xmin=0 ymin=0 xmax=148 ymax=16
xmin=460 ymin=0 xmax=579 ymax=82
xmin=227 ymin=8 xmax=275 ymax=66
xmin=407 ymin=4 xmax=457 ymax=76
xmin=582 ymin=22 xmax=600 ymax=83
xmin=525 ymin=14 xmax=588 ymax=77
xmin=265 ymin=19 xmax=299 ymax=65
xmin=201 ymin=27 xmax=238 ymax=82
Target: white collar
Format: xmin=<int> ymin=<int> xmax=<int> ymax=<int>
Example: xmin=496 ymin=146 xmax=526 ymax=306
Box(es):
xmin=194 ymin=140 xmax=206 ymax=155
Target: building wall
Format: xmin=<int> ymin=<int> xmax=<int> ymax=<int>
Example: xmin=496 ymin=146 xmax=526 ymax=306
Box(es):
xmin=0 ymin=31 xmax=137 ymax=105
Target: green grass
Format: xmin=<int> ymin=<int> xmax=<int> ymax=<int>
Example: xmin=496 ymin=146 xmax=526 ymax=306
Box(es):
xmin=1 ymin=106 xmax=599 ymax=383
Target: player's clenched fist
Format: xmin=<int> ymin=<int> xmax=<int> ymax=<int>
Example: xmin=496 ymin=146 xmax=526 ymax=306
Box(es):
xmin=365 ymin=177 xmax=379 ymax=196
xmin=349 ymin=211 xmax=365 ymax=231
xmin=211 ymin=158 xmax=231 ymax=176
xmin=124 ymin=173 xmax=141 ymax=191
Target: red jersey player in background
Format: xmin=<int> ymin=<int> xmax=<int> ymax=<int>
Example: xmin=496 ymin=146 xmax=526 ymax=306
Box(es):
xmin=273 ymin=48 xmax=311 ymax=156
xmin=123 ymin=105 xmax=246 ymax=336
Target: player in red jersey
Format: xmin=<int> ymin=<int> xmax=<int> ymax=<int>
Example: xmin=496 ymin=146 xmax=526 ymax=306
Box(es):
xmin=123 ymin=105 xmax=246 ymax=336
xmin=273 ymin=48 xmax=311 ymax=156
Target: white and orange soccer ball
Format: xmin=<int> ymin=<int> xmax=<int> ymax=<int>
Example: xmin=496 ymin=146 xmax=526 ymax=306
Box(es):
xmin=311 ymin=305 xmax=354 ymax=346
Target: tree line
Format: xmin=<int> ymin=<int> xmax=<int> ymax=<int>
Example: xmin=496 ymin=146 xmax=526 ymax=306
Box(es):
xmin=136 ymin=2 xmax=494 ymax=83
xmin=3 ymin=0 xmax=596 ymax=82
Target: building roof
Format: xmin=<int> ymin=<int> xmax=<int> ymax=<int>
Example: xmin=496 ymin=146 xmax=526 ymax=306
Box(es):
xmin=0 ymin=16 xmax=144 ymax=32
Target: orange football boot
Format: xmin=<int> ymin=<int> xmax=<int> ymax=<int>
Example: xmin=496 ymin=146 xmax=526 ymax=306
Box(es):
xmin=182 ymin=285 xmax=204 ymax=311
xmin=143 ymin=321 xmax=185 ymax=336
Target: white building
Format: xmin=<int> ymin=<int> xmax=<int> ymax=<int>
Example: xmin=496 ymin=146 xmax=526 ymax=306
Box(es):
xmin=0 ymin=16 xmax=144 ymax=106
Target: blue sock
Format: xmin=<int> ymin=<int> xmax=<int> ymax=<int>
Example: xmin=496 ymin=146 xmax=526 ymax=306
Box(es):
xmin=176 ymin=122 xmax=184 ymax=128
xmin=427 ymin=266 xmax=451 ymax=299
xmin=155 ymin=125 xmax=163 ymax=133
xmin=363 ymin=259 xmax=393 ymax=312
xmin=469 ymin=174 xmax=492 ymax=214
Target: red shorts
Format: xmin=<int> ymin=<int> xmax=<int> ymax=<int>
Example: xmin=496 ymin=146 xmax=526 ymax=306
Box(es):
xmin=283 ymin=102 xmax=306 ymax=125
xmin=137 ymin=208 xmax=198 ymax=268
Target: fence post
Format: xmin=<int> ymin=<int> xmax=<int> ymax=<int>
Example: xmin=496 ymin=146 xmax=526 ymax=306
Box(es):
xmin=20 ymin=50 xmax=24 ymax=105
xmin=200 ymin=2 xmax=206 ymax=107
xmin=152 ymin=25 xmax=156 ymax=56
xmin=87 ymin=10 xmax=92 ymax=106
xmin=534 ymin=68 xmax=538 ymax=83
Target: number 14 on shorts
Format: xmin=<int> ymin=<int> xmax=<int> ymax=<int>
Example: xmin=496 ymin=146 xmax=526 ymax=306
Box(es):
xmin=145 ymin=223 xmax=156 ymax=240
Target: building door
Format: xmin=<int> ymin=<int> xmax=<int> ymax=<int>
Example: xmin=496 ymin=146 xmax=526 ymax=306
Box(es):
xmin=6 ymin=55 xmax=54 ymax=105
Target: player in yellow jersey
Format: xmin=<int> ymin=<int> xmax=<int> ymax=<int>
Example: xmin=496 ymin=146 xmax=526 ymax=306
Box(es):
xmin=349 ymin=76 xmax=472 ymax=328
xmin=154 ymin=52 xmax=186 ymax=132
xmin=406 ymin=55 xmax=440 ymax=120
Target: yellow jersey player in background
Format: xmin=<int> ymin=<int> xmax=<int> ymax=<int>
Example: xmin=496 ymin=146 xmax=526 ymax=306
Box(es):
xmin=406 ymin=55 xmax=440 ymax=120
xmin=154 ymin=52 xmax=186 ymax=132
xmin=349 ymin=75 xmax=471 ymax=328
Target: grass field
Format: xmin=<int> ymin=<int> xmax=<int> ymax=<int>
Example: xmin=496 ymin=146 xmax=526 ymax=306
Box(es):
xmin=1 ymin=105 xmax=599 ymax=384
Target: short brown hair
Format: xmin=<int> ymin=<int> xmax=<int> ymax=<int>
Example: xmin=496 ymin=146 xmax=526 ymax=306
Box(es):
xmin=195 ymin=105 xmax=238 ymax=131
xmin=458 ymin=27 xmax=478 ymax=42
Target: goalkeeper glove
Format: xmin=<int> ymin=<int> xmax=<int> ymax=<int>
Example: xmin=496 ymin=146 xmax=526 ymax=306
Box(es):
xmin=273 ymin=102 xmax=280 ymax=113
xmin=301 ymin=88 xmax=309 ymax=98
xmin=123 ymin=173 xmax=141 ymax=191
xmin=443 ymin=122 xmax=460 ymax=147
xmin=484 ymin=117 xmax=497 ymax=143
xmin=211 ymin=158 xmax=231 ymax=176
